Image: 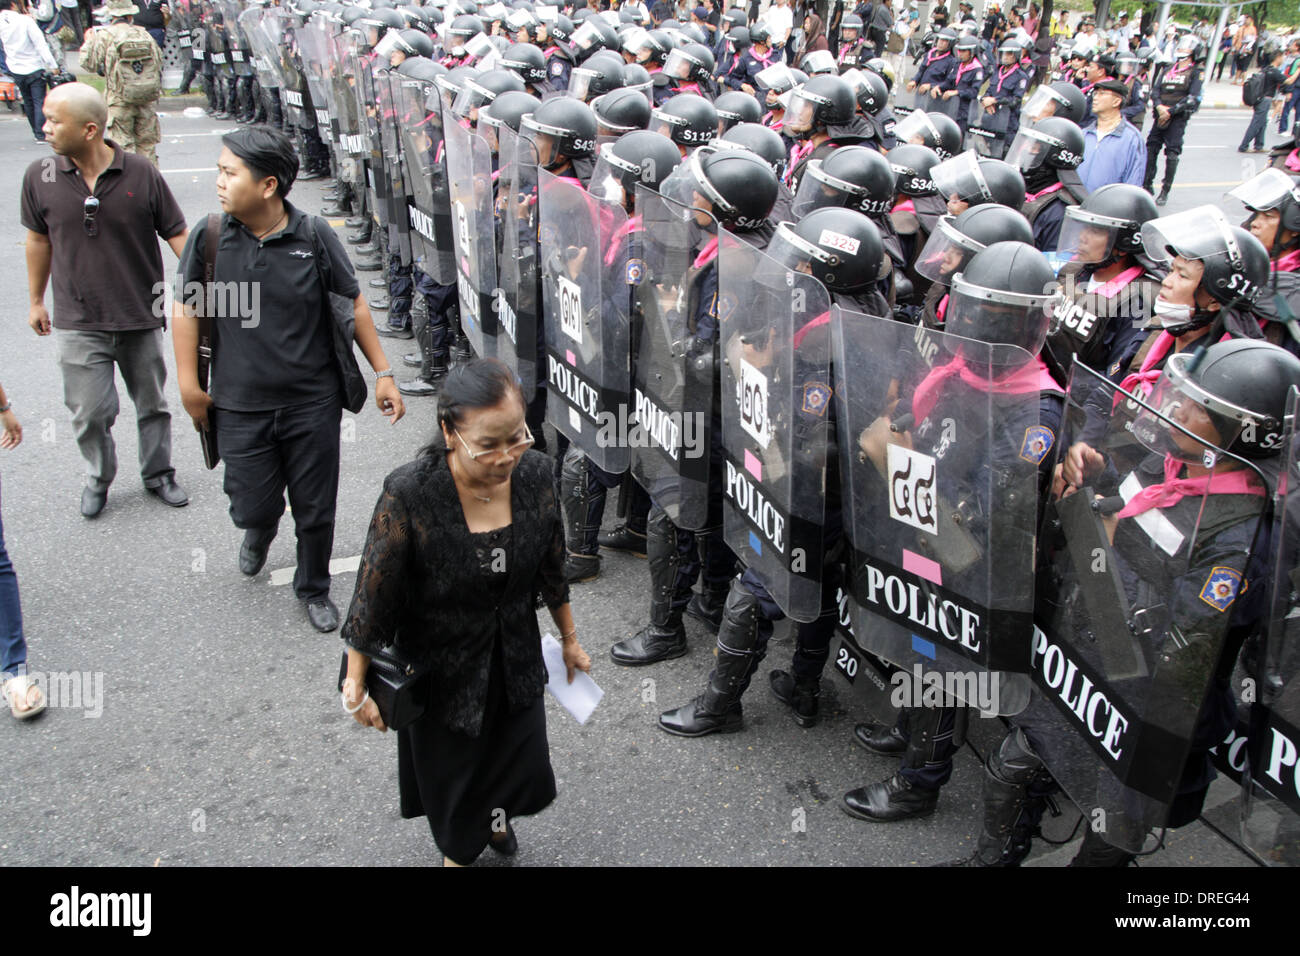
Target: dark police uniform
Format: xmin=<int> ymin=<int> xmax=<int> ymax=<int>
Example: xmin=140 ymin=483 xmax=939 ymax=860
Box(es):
xmin=1143 ymin=58 xmax=1202 ymax=195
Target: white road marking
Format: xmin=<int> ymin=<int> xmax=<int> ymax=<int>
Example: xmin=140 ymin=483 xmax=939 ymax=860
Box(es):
xmin=269 ymin=554 xmax=361 ymax=586
xmin=161 ymin=166 xmax=218 ymax=173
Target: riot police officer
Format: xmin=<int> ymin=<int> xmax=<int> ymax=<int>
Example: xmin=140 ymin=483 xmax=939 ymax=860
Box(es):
xmin=1003 ymin=116 xmax=1089 ymax=253
xmin=609 ymin=147 xmax=780 ymax=666
xmin=836 ymin=13 xmax=867 ymax=71
xmin=658 ymin=208 xmax=892 ymax=734
xmin=1144 ymin=34 xmax=1204 ymax=207
xmin=783 ymin=74 xmax=870 ymax=193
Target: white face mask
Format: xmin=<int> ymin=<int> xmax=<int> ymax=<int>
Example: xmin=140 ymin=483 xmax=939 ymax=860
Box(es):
xmin=1153 ymin=296 xmax=1193 ymax=328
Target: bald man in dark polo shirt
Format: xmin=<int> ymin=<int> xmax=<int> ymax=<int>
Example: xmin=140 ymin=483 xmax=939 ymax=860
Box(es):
xmin=173 ymin=127 xmax=405 ymax=633
xmin=20 ymin=82 xmax=190 ymax=520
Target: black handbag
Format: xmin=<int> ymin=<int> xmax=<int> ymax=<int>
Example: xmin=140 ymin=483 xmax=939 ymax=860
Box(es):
xmin=306 ymin=217 xmax=369 ymax=414
xmin=337 ymin=645 xmax=431 ymax=731
xmin=196 ymin=213 xmax=221 ymax=469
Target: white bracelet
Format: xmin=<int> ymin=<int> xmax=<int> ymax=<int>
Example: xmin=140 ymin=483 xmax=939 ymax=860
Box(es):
xmin=342 ymin=688 xmax=369 ymax=715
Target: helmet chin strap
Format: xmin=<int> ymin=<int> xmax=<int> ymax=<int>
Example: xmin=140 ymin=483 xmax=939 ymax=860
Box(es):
xmin=1022 ymin=164 xmax=1057 ymax=194
xmin=1162 ymin=306 xmax=1218 ymax=338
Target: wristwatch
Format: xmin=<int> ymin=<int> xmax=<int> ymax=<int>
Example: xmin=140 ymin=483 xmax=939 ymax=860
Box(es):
xmin=0 ymin=402 xmax=11 ymax=414
xmin=376 ymin=370 xmax=394 ymax=380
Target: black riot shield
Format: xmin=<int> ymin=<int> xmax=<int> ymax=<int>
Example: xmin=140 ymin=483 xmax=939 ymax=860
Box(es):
xmin=496 ymin=126 xmax=541 ymax=394
xmin=539 ymin=171 xmax=633 ymax=474
xmin=217 ymin=0 xmax=254 ymax=78
xmin=328 ymin=27 xmax=367 ymax=186
xmin=1243 ymin=388 xmax=1300 ymax=865
xmin=296 ymin=18 xmax=338 ymax=146
xmin=832 ymin=305 xmax=1043 ymax=714
xmin=444 ymin=117 xmax=499 ymax=359
xmin=627 ymin=185 xmax=716 ymax=530
xmin=716 ymin=232 xmax=830 ymax=622
xmin=277 ymin=12 xmax=311 ymax=128
xmin=966 ymin=98 xmax=1010 ymax=158
xmin=347 ymin=34 xmax=391 ymax=230
xmin=378 ymin=69 xmax=412 ymax=266
xmin=396 ymin=77 xmax=455 ymax=285
xmin=1025 ymin=364 xmax=1270 ymax=854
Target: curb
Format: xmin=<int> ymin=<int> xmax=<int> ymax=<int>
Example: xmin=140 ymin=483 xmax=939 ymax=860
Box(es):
xmin=157 ymin=94 xmax=209 ymax=113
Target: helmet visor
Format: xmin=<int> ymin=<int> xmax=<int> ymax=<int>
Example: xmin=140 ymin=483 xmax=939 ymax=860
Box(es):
xmin=452 ymin=79 xmax=496 ymax=119
xmin=657 ymin=149 xmax=730 ymax=219
xmin=663 ymin=48 xmax=699 ymax=81
xmin=801 ymin=49 xmax=836 ymax=75
xmin=1129 ymin=351 xmax=1252 ymax=466
xmin=373 ymin=30 xmax=402 ymax=59
xmin=894 ymin=109 xmax=940 ymax=148
xmin=766 ymin=221 xmax=827 ymax=274
xmin=915 ymin=215 xmax=987 ymax=285
xmin=1057 ymin=206 xmax=1128 ymax=265
xmin=1020 ymin=85 xmax=1063 ymax=124
xmin=621 ymin=26 xmax=652 ymax=56
xmin=944 ymin=272 xmax=1056 ymax=363
xmin=589 ymin=144 xmax=636 ymax=203
xmin=784 ymin=89 xmax=821 ymax=135
xmin=931 ymin=150 xmax=992 ymax=205
xmin=754 ymin=62 xmax=795 ymax=93
xmin=1115 ymin=55 xmax=1139 ymax=77
xmin=1140 ymin=206 xmax=1243 ymax=267
xmin=1003 ymin=126 xmax=1056 ymax=172
xmin=1227 ymin=167 xmax=1300 ymax=217
xmin=568 ymin=66 xmax=600 ymax=100
xmin=569 ymin=19 xmax=604 ymax=54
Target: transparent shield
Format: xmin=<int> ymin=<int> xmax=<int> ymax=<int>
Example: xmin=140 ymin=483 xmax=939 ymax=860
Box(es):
xmin=1025 ymin=364 xmax=1269 ymax=853
xmin=966 ymin=99 xmax=1010 ymax=159
xmin=931 ymin=149 xmax=991 ymax=205
xmin=297 ymin=21 xmax=338 ymax=145
xmin=629 ymin=184 xmax=718 ymax=530
xmin=1242 ymin=387 xmax=1300 ymax=865
xmin=239 ymin=6 xmax=282 ymax=88
xmin=397 ymin=76 xmax=455 ymax=285
xmin=832 ymin=303 xmax=1043 ymax=714
xmin=277 ymin=18 xmax=311 ymax=127
xmin=445 ymin=119 xmax=501 ymax=359
xmin=379 ymin=69 xmax=412 ymax=266
xmin=497 ymin=127 xmax=541 ymax=394
xmin=717 ymin=231 xmax=832 ymax=621
xmin=539 ymin=171 xmax=633 ymax=473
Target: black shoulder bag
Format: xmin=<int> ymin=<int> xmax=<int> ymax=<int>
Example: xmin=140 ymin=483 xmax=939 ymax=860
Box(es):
xmin=196 ymin=213 xmax=221 ymax=469
xmin=306 ymin=216 xmax=368 ymax=414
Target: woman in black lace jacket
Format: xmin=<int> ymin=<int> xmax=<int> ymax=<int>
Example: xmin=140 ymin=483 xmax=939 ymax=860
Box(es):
xmin=340 ymin=358 xmax=592 ymax=866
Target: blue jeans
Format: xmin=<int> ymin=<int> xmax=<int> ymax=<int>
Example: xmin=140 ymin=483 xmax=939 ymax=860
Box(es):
xmin=0 ymin=476 xmax=28 ymax=680
xmin=14 ymin=70 xmax=47 ymax=139
xmin=1280 ymin=89 xmax=1300 ymax=132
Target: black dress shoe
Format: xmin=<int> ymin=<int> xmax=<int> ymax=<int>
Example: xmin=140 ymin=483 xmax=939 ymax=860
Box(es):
xmin=321 ymin=205 xmax=351 ymax=218
xmin=147 ymin=476 xmax=190 ymax=508
xmin=298 ymin=168 xmax=329 ymax=181
xmin=488 ymin=821 xmax=518 ymax=856
xmin=306 ymin=598 xmax=340 ymax=633
xmin=80 ymin=486 xmax=108 ymax=518
xmin=377 ymin=324 xmax=414 ymax=339
xmin=841 ymin=774 xmax=939 ymax=822
xmin=369 ymin=298 xmax=390 ymax=311
xmin=564 ymin=552 xmax=600 ymax=584
xmin=853 ymin=720 xmax=907 ymax=756
xmin=354 ymin=256 xmax=382 ymax=272
xmin=354 ymin=243 xmax=379 ymax=256
xmin=596 ymin=524 xmax=647 ymax=557
xmin=658 ymin=694 xmax=743 ymax=737
xmin=402 ymin=351 xmax=422 ymax=368
xmin=238 ymin=530 xmax=274 ymax=576
xmin=345 ymin=216 xmax=368 ymax=228
xmin=346 ymin=230 xmax=373 ymax=245
xmin=609 ymin=624 xmax=687 ymax=666
xmin=1155 ymin=189 xmax=1170 ymax=207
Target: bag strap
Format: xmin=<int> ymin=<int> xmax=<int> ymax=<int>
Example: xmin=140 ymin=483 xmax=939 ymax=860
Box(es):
xmin=197 ymin=212 xmax=218 ymax=394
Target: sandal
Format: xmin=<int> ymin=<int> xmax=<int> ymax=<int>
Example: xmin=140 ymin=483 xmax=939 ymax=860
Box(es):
xmin=3 ymin=675 xmax=47 ymax=720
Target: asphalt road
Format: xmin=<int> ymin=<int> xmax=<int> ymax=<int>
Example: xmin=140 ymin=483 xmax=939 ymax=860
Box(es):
xmin=0 ymin=100 xmax=1266 ymax=867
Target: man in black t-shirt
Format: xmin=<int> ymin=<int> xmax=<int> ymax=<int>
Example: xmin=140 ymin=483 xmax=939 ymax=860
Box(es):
xmin=1240 ymin=47 xmax=1286 ymax=152
xmin=132 ymin=0 xmax=167 ymax=47
xmin=173 ymin=129 xmax=406 ymax=633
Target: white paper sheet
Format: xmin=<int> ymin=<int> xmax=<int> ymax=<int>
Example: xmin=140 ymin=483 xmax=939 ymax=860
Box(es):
xmin=541 ymin=633 xmax=603 ymax=724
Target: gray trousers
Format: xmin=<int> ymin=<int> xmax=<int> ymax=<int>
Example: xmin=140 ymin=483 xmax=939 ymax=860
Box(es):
xmin=55 ymin=328 xmax=174 ymax=492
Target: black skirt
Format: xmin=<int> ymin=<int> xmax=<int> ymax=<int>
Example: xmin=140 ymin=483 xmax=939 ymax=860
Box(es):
xmin=396 ymin=635 xmax=556 ymax=865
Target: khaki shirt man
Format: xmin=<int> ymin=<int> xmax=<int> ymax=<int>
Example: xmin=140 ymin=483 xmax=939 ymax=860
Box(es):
xmin=81 ymin=0 xmax=162 ymax=165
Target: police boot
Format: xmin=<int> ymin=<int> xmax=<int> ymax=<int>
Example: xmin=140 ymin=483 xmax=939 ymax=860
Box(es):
xmin=841 ymin=706 xmax=944 ymax=822
xmin=346 ymin=220 xmax=373 ymax=244
xmin=597 ymin=523 xmax=647 ymax=556
xmin=1157 ymin=151 xmax=1178 ymax=206
xmin=354 ymin=227 xmax=383 ymax=270
xmin=610 ymin=509 xmax=688 ymax=666
xmin=685 ymin=582 xmax=729 ymax=631
xmin=560 ymin=447 xmax=602 ymax=584
xmin=768 ymin=670 xmax=820 ymax=727
xmin=451 ymin=333 xmax=474 ymax=364
xmin=1068 ymin=827 xmax=1136 ymax=867
xmin=658 ymin=581 xmax=765 ymax=736
xmin=853 ymin=714 xmax=908 ymax=755
xmin=1142 ymin=148 xmax=1159 ymax=195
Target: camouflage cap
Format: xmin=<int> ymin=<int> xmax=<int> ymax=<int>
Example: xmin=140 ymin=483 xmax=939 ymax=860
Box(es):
xmin=97 ymin=0 xmax=141 ymax=17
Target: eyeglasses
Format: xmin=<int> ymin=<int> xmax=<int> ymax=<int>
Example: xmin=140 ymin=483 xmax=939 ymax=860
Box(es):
xmin=83 ymin=196 xmax=100 ymax=237
xmin=454 ymin=425 xmax=535 ymax=462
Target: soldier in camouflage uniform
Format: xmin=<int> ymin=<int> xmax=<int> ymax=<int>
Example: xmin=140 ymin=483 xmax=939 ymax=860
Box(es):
xmin=81 ymin=0 xmax=162 ymax=165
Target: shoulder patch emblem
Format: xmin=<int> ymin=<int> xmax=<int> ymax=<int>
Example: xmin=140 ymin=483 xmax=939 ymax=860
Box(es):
xmin=1199 ymin=567 xmax=1243 ymax=613
xmin=625 ymin=257 xmax=645 ymax=285
xmin=551 ymin=61 xmax=565 ymax=76
xmin=802 ymin=382 xmax=832 ymax=416
xmin=1019 ymin=425 xmax=1055 ymax=465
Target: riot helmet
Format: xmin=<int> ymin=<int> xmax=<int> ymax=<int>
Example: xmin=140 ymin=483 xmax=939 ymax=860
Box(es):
xmin=658 ymin=144 xmax=779 ymax=231
xmin=568 ymin=14 xmax=618 ymax=60
xmin=886 ymin=143 xmax=941 ymax=197
xmin=569 ymin=50 xmax=625 ymax=100
xmin=452 ymin=68 xmax=526 ymax=120
xmin=840 ymin=13 xmax=863 ymax=43
xmin=768 ymin=208 xmax=887 ymax=292
xmin=1004 ymin=117 xmax=1085 ymax=171
xmin=1226 ymin=167 xmax=1300 ymax=257
xmin=589 ymin=128 xmax=684 ymax=205
xmin=931 ymin=151 xmax=1026 ymax=211
xmin=792 ymin=144 xmax=896 ymax=217
xmin=394 ymin=28 xmax=436 ymax=59
xmin=718 ymin=122 xmax=789 ymax=177
xmin=946 ymin=241 xmax=1059 ymax=365
xmin=1056 ymin=183 xmax=1159 ymax=266
xmin=894 ymin=110 xmax=963 ymax=160
xmin=916 ymin=205 xmax=1034 ymax=285
xmin=664 ymin=42 xmax=716 ymax=83
xmin=650 ymin=93 xmax=718 ymax=149
xmin=1021 ymin=80 xmax=1086 ymax=124
xmin=501 ymin=42 xmax=548 ymax=83
xmin=479 ymin=88 xmax=542 ymax=149
xmin=1141 ymin=205 xmax=1272 ymax=318
xmin=592 ymin=87 xmax=653 ymax=135
xmin=714 ymin=91 xmax=763 ymax=135
xmin=863 ymin=56 xmax=894 ymax=90
xmin=841 ymin=67 xmax=888 ymax=116
xmin=520 ymin=95 xmax=599 ymax=168
xmin=785 ymin=75 xmax=856 ymax=140
xmin=800 ymin=49 xmax=838 ymax=76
